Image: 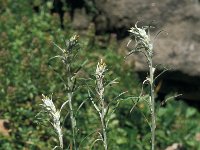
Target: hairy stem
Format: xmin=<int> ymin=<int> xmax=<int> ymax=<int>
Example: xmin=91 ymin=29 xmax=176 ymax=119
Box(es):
xmin=100 ymin=97 xmax=108 ymax=150
xmin=127 ymin=24 xmax=157 ymax=150
xmin=58 ymin=131 xmax=63 ymax=149
xmin=95 ymin=60 xmax=108 ymax=150
xmin=67 ymin=63 xmax=77 ymax=150
xmin=68 ymin=92 xmax=76 ymax=150
xmin=149 ymin=58 xmax=156 ymax=150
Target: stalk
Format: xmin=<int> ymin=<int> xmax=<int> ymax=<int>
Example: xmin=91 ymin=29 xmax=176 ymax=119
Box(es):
xmin=40 ymin=95 xmax=64 ymax=149
xmin=38 ymin=35 xmax=80 ymax=150
xmin=67 ymin=63 xmax=77 ymax=150
xmin=149 ymin=58 xmax=156 ymax=150
xmin=64 ymin=35 xmax=79 ymax=150
xmin=58 ymin=131 xmax=64 ymax=149
xmin=68 ymin=91 xmax=76 ymax=150
xmin=95 ymin=60 xmax=108 ymax=150
xmin=127 ymin=24 xmax=157 ymax=150
xmin=100 ymin=93 xmax=108 ymax=150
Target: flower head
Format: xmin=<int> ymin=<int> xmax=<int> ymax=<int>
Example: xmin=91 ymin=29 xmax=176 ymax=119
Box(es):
xmin=95 ymin=59 xmax=107 ymax=98
xmin=41 ymin=94 xmax=56 ymax=113
xmin=66 ymin=34 xmax=79 ymax=52
xmin=40 ymin=94 xmax=61 ymax=135
xmin=128 ymin=23 xmax=153 ymax=53
xmin=96 ymin=59 xmax=106 ymax=76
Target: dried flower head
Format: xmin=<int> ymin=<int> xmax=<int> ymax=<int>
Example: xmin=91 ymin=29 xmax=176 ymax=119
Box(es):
xmin=70 ymin=34 xmax=79 ymax=41
xmin=66 ymin=34 xmax=79 ymax=52
xmin=41 ymin=94 xmax=56 ymax=113
xmin=128 ymin=23 xmax=153 ymax=57
xmin=95 ymin=59 xmax=106 ymax=100
xmin=40 ymin=94 xmax=63 ymax=149
xmin=96 ymin=59 xmax=106 ymax=76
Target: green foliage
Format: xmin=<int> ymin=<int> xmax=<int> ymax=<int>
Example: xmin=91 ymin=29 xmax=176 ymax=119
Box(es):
xmin=157 ymin=100 xmax=200 ymax=149
xmin=0 ymin=1 xmax=200 ymax=150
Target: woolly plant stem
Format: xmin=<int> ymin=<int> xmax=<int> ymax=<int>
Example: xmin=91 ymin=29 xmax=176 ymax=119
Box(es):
xmin=127 ymin=24 xmax=157 ymax=149
xmin=98 ymin=77 xmax=108 ymax=150
xmin=95 ymin=60 xmax=108 ymax=150
xmin=100 ymin=97 xmax=108 ymax=150
xmin=67 ymin=64 xmax=77 ymax=150
xmin=68 ymin=92 xmax=76 ymax=149
xmin=40 ymin=95 xmax=64 ymax=149
xmin=58 ymin=132 xmax=64 ymax=149
xmin=149 ymin=58 xmax=156 ymax=150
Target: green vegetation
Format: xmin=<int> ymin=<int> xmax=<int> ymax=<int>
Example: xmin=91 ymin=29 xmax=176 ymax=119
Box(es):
xmin=0 ymin=0 xmax=200 ymax=149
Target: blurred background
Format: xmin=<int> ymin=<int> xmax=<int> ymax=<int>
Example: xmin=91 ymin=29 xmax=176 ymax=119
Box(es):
xmin=0 ymin=0 xmax=200 ymax=149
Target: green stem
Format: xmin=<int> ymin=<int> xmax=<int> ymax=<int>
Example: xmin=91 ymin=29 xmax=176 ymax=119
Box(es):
xmin=68 ymin=92 xmax=76 ymax=150
xmin=101 ymin=99 xmax=108 ymax=150
xmin=149 ymin=58 xmax=156 ymax=150
xmin=67 ymin=63 xmax=77 ymax=150
xmin=98 ymin=72 xmax=108 ymax=150
xmin=58 ymin=132 xmax=63 ymax=149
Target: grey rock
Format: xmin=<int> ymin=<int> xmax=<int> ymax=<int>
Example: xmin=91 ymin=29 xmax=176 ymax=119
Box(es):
xmin=72 ymin=8 xmax=90 ymax=30
xmin=71 ymin=0 xmax=200 ymax=100
xmin=93 ymin=0 xmax=200 ymax=75
xmin=165 ymin=143 xmax=183 ymax=150
xmin=99 ymin=0 xmax=200 ymax=101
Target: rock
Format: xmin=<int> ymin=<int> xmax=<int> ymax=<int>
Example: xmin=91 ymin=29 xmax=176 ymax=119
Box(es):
xmin=93 ymin=0 xmax=199 ymax=33
xmin=69 ymin=0 xmax=200 ymax=101
xmin=165 ymin=143 xmax=183 ymax=150
xmin=72 ymin=8 xmax=90 ymax=30
xmin=195 ymin=133 xmax=200 ymax=142
xmin=122 ymin=23 xmax=200 ymax=100
xmin=0 ymin=119 xmax=10 ymax=136
xmin=131 ymin=20 xmax=200 ymax=77
xmin=103 ymin=0 xmax=200 ymax=101
xmin=93 ymin=0 xmax=200 ymax=76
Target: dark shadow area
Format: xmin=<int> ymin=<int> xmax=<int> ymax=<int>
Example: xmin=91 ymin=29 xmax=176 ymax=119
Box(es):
xmin=137 ymin=70 xmax=200 ymax=110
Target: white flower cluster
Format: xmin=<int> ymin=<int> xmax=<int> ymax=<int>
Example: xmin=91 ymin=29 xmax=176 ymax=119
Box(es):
xmin=96 ymin=59 xmax=106 ymax=77
xmin=41 ymin=94 xmax=63 ymax=149
xmin=95 ymin=59 xmax=106 ymax=98
xmin=128 ymin=23 xmax=153 ymax=54
xmin=66 ymin=34 xmax=79 ymax=52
